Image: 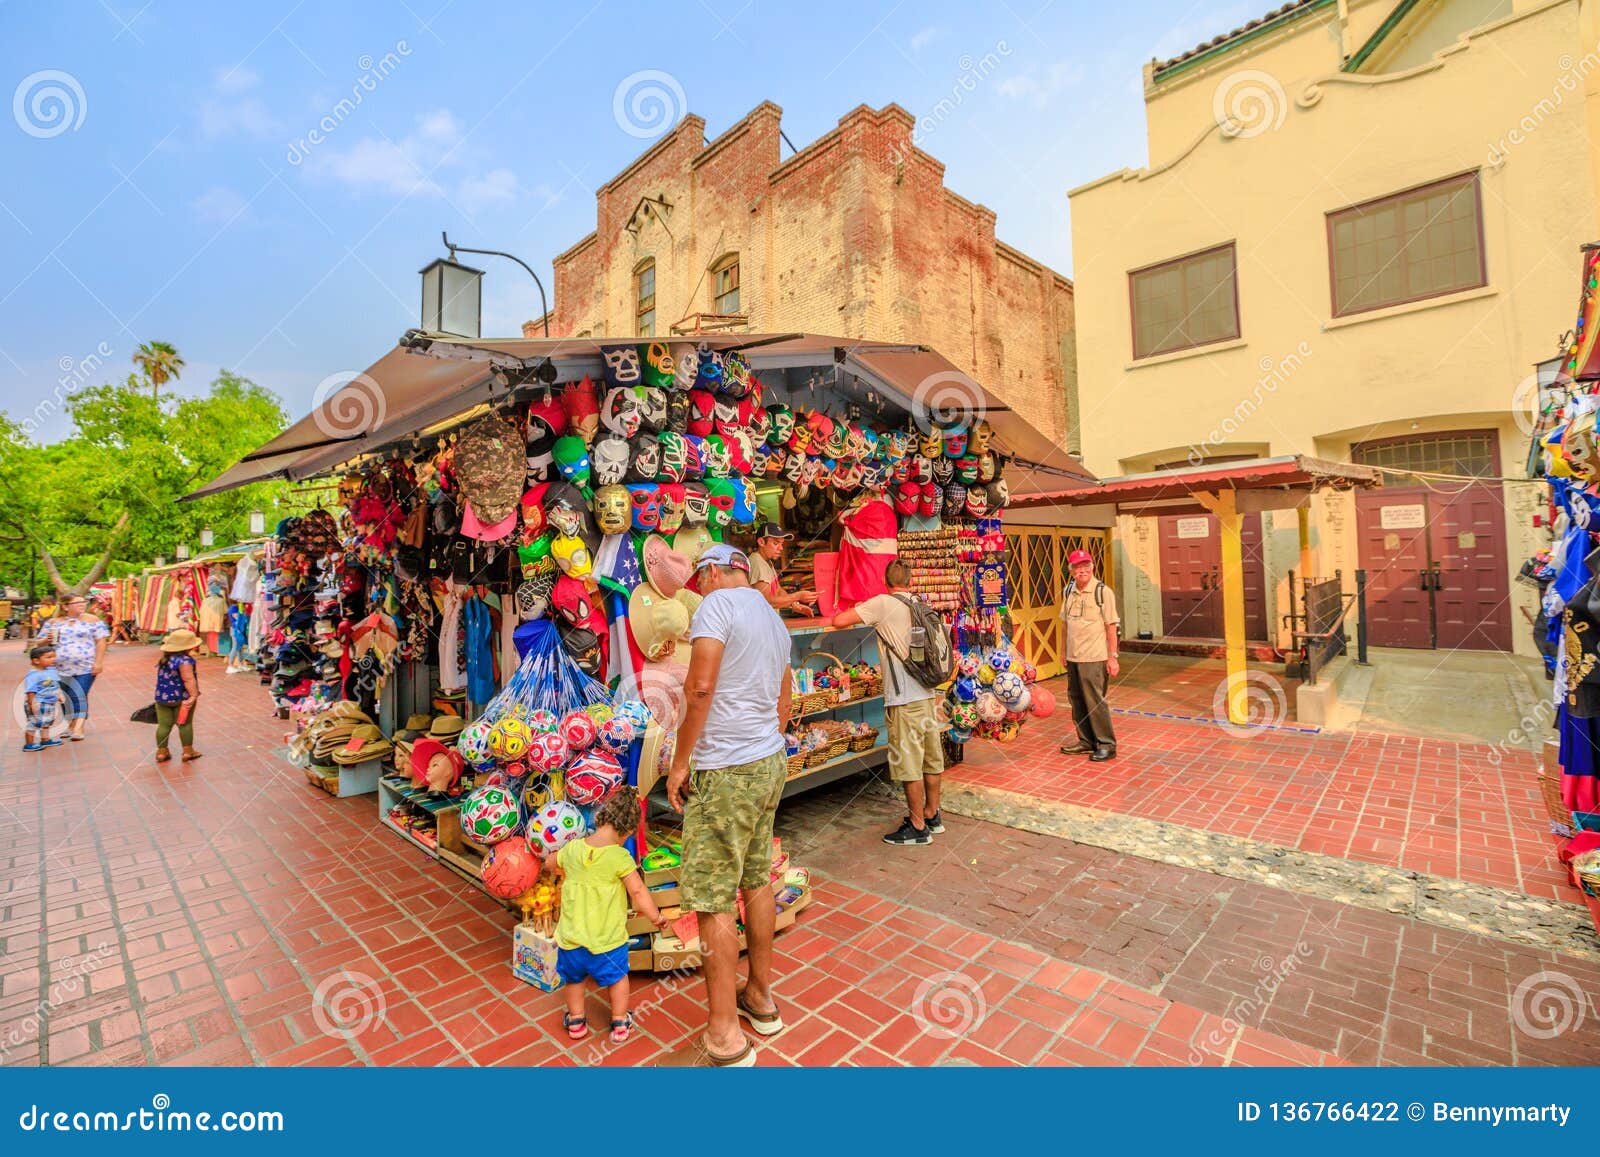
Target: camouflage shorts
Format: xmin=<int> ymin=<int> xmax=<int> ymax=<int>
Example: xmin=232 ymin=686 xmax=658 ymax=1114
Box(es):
xmin=679 ymin=751 xmax=786 ymax=914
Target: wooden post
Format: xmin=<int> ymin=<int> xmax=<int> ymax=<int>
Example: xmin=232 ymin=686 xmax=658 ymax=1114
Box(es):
xmin=1297 ymin=504 xmax=1313 ymax=583
xmin=1198 ymin=489 xmax=1248 ymax=725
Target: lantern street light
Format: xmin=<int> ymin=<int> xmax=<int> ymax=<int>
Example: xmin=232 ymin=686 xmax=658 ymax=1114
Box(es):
xmin=249 ymin=509 xmax=265 ymax=536
xmin=154 ymin=556 xmax=167 ymax=568
xmin=420 ymin=252 xmax=484 ymax=339
xmin=200 ymin=527 xmax=215 ymax=548
xmin=175 ymin=543 xmax=190 ymax=561
xmin=432 ymin=232 xmax=550 ymax=338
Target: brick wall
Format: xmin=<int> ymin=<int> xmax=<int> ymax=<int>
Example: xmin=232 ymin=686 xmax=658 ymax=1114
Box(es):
xmin=528 ymin=102 xmax=1077 ymax=450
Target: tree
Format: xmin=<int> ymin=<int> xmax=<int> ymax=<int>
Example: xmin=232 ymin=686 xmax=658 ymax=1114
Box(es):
xmin=133 ymin=340 xmax=185 ymax=400
xmin=0 ymin=347 xmax=289 ymax=598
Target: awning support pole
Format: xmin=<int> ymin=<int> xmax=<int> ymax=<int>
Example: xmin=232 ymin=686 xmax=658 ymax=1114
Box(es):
xmin=1297 ymin=504 xmax=1313 ymax=582
xmin=1198 ymin=488 xmax=1248 ymax=726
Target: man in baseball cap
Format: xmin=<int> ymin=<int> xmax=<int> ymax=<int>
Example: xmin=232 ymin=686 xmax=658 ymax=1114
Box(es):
xmin=748 ymin=522 xmax=817 ymax=617
xmin=1059 ymin=548 xmax=1119 ymax=761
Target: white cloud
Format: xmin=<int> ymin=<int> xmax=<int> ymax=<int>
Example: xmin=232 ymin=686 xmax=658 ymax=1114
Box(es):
xmin=200 ymin=66 xmax=277 ymax=138
xmin=301 ymin=109 xmax=484 ymax=201
xmin=997 ymin=61 xmax=1084 ymax=105
xmin=193 ymin=185 xmax=250 ymax=224
xmin=910 ymin=26 xmax=943 ymax=53
xmin=457 ymin=168 xmax=518 ymax=213
xmin=213 ymin=66 xmax=260 ymax=95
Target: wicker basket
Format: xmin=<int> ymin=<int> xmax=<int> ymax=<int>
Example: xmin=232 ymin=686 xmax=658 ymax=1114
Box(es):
xmin=795 ymin=650 xmax=845 ymax=717
xmin=825 ymin=738 xmax=848 ymax=760
xmin=786 ymin=750 xmax=808 ymax=776
xmin=804 ymin=746 xmax=830 ymax=768
xmin=848 ymin=730 xmax=878 ymax=754
xmin=1539 ymin=772 xmax=1571 ymax=827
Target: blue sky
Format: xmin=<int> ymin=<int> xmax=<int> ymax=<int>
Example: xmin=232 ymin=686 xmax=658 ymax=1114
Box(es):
xmin=1 ymin=0 xmax=1257 ymax=439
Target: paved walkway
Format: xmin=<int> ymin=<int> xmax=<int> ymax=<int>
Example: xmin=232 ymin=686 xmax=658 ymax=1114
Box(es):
xmin=0 ymin=642 xmax=1594 ymax=1067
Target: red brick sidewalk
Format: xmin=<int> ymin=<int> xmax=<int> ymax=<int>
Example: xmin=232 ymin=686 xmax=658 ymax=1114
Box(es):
xmin=0 ymin=642 xmax=1591 ymax=1067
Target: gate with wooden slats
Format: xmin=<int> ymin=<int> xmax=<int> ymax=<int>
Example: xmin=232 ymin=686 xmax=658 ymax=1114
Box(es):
xmin=1003 ymin=528 xmax=1113 ymax=680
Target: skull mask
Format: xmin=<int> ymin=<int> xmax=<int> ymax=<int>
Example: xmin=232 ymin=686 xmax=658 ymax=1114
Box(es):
xmin=628 ymin=483 xmax=663 ymax=531
xmin=593 ymin=484 xmax=631 ymax=535
xmin=703 ymin=434 xmax=731 ymax=478
xmin=656 ymin=431 xmax=688 ymax=482
xmin=626 ymin=435 xmax=660 ymax=482
xmin=591 ymin=434 xmax=631 ymax=487
xmin=682 ymin=482 xmax=710 ymax=526
xmin=601 ymin=387 xmax=644 ymax=438
xmin=657 ymin=483 xmax=686 ymax=535
xmin=766 ymin=405 xmax=794 ymax=446
xmin=601 ymin=345 xmax=641 ymax=386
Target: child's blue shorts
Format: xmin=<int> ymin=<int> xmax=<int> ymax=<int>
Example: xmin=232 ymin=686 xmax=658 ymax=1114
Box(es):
xmin=556 ymin=943 xmax=630 ymax=987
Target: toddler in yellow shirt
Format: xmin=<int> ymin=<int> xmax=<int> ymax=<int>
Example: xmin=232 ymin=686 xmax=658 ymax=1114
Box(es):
xmin=555 ymin=786 xmax=669 ymax=1043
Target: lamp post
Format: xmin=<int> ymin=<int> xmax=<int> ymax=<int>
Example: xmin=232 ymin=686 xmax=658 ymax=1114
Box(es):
xmin=436 ymin=231 xmax=550 ymax=338
xmin=420 ymin=254 xmax=485 ymax=338
xmin=200 ymin=527 xmax=214 ymax=548
xmin=249 ymin=509 xmax=265 ymax=536
xmin=175 ymin=543 xmax=189 ymax=561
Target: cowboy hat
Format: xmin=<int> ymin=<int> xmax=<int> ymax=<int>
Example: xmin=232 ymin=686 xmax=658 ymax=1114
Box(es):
xmin=160 ymin=628 xmax=202 ymax=653
xmin=428 ymin=715 xmax=466 ymax=740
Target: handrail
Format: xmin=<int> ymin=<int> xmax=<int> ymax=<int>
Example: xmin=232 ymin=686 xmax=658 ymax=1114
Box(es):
xmin=1290 ymin=591 xmax=1358 ymax=641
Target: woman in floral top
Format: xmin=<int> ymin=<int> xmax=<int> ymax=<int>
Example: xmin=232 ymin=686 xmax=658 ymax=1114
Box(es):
xmin=154 ymin=629 xmax=202 ymax=763
xmin=40 ymin=595 xmax=110 ymax=740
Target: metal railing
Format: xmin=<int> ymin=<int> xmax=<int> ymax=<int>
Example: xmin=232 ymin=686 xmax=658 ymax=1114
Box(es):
xmin=1283 ymin=570 xmax=1361 ymax=685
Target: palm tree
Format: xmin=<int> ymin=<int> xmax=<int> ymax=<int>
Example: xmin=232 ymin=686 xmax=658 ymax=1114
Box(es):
xmin=133 ymin=341 xmax=185 ymax=399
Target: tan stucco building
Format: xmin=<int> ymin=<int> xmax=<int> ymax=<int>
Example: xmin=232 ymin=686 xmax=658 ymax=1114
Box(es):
xmin=1069 ymin=0 xmax=1600 ymax=657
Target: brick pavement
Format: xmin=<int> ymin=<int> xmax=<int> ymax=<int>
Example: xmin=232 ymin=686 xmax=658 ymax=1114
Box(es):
xmin=0 ymin=642 xmax=1592 ymax=1066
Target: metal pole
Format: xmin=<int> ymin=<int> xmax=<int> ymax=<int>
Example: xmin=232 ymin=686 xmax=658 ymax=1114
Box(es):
xmin=442 ymin=232 xmax=550 ymax=337
xmin=1355 ymin=568 xmax=1369 ymax=665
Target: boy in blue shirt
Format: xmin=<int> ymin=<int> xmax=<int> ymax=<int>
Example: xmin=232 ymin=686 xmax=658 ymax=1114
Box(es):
xmin=24 ymin=644 xmax=63 ymax=751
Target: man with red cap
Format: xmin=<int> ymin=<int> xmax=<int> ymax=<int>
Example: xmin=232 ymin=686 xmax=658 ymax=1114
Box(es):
xmin=1059 ymin=548 xmax=1120 ymax=761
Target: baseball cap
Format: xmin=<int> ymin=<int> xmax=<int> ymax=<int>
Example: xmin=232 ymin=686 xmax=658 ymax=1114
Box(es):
xmin=1067 ymin=549 xmax=1093 ymax=566
xmin=758 ymin=521 xmax=793 ymax=541
xmin=693 ymin=543 xmax=751 ymax=573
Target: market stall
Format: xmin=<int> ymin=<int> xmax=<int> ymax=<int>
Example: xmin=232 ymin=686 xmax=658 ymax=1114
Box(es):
xmin=192 ymin=331 xmax=1090 ymax=978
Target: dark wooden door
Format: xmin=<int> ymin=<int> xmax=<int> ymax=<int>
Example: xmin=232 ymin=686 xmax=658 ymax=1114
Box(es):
xmin=1355 ymin=490 xmax=1434 ymax=648
xmin=1158 ymin=513 xmax=1268 ymax=640
xmin=1430 ymin=483 xmax=1511 ymax=651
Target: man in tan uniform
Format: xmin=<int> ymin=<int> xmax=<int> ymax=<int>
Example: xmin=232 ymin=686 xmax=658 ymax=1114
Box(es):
xmin=1058 ymin=548 xmax=1120 ymax=762
xmin=749 ymin=523 xmax=817 ymax=616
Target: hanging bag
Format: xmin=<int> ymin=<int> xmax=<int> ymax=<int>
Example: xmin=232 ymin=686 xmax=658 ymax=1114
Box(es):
xmin=130 ymin=703 xmax=159 ymax=725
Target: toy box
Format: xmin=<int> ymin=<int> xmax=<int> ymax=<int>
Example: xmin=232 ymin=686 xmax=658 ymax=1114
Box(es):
xmin=511 ymin=922 xmax=564 ymax=992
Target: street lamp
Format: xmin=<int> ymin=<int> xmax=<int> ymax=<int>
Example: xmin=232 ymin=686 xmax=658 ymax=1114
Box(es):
xmin=175 ymin=543 xmax=190 ymax=561
xmin=420 ymin=253 xmax=484 ymax=338
xmin=249 ymin=509 xmax=265 ymax=536
xmin=436 ymin=231 xmax=550 ymax=338
xmin=200 ymin=527 xmax=214 ymax=548
xmin=154 ymin=556 xmax=167 ymax=568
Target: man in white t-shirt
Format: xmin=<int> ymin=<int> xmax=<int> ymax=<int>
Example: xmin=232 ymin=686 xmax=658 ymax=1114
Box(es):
xmin=831 ymin=559 xmax=944 ymax=847
xmin=661 ymin=543 xmax=792 ymax=1067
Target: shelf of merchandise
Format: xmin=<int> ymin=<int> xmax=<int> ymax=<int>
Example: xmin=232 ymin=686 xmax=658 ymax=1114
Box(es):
xmin=377 ymin=772 xmax=457 ymax=859
xmin=793 ymin=692 xmax=883 ymax=722
xmin=782 ymin=621 xmax=888 ymax=794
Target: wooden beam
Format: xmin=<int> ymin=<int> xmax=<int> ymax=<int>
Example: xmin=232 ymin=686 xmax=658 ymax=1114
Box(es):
xmin=1297 ymin=505 xmax=1314 ymax=584
xmin=1213 ymin=489 xmax=1249 ymax=726
xmin=1234 ymin=488 xmax=1313 ymax=514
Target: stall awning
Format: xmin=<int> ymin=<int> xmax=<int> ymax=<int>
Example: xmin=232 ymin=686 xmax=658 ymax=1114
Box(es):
xmin=184 ymin=331 xmax=1093 ymax=500
xmin=1008 ymin=455 xmax=1380 ymax=517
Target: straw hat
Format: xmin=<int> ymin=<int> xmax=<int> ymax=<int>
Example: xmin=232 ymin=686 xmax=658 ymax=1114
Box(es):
xmin=331 ymin=724 xmax=393 ymax=765
xmin=428 ymin=715 xmax=465 ymax=740
xmin=627 ymin=584 xmax=696 ymax=661
xmin=641 ymin=535 xmax=692 ymax=599
xmin=671 ymin=525 xmax=715 ymax=563
xmin=160 ymin=628 xmax=202 ymax=653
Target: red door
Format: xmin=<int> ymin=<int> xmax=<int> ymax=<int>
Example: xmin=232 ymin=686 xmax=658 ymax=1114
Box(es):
xmin=1158 ymin=513 xmax=1268 ymax=640
xmin=1355 ymin=490 xmax=1434 ymax=648
xmin=1430 ymin=483 xmax=1512 ymax=651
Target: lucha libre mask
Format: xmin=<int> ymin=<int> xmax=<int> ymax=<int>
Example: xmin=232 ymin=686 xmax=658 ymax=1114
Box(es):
xmin=601 ymin=387 xmax=644 ymax=438
xmin=845 ymin=424 xmax=869 ymax=460
xmin=682 ymin=482 xmax=710 ymax=526
xmin=552 ymin=533 xmax=593 ymax=580
xmin=561 ymin=377 xmax=600 ymax=443
xmin=601 ymin=345 xmax=641 ymax=386
xmin=761 ymin=445 xmax=786 ymax=478
xmin=766 ymin=405 xmax=794 ymax=446
xmin=918 ymin=430 xmax=943 ymax=459
xmin=931 ymin=457 xmax=954 ymax=487
xmin=643 ymin=342 xmax=675 ymax=390
xmin=912 ymin=456 xmax=933 ymax=485
xmin=515 ymin=570 xmax=557 ymax=622
xmin=703 ymin=434 xmax=731 ymax=478
xmin=894 ymin=480 xmax=920 ymax=516
xmin=944 ymin=483 xmax=968 ymax=519
xmin=637 ymin=387 xmax=668 ymax=433
xmin=788 ymin=422 xmax=813 ymax=455
xmin=805 ymin=457 xmax=829 ymax=488
xmin=943 ymin=428 xmax=969 ymax=458
xmin=861 ymin=461 xmax=888 ymax=492
xmin=712 ymin=397 xmax=741 ymax=437
xmin=627 ymin=435 xmax=660 ymax=482
xmin=657 ymin=483 xmax=686 ymax=535
xmin=656 ymin=431 xmax=688 ymax=482
xmin=687 ymin=389 xmax=716 ymax=437
xmin=719 ymin=351 xmax=752 ymax=398
xmin=591 ymin=434 xmax=630 ymax=487
xmin=918 ymin=482 xmax=939 ymax=517
xmin=593 ymin=484 xmax=631 ymax=535
xmin=743 ymin=399 xmax=770 ymax=443
xmin=628 ymin=483 xmax=663 ymax=531
xmin=705 ymin=479 xmax=736 ymax=531
xmin=665 ymin=391 xmax=690 ymax=435
xmin=892 ymin=458 xmax=914 ymax=485
xmin=694 ymin=345 xmax=724 ymax=390
xmin=987 ymin=478 xmax=1009 ymax=509
xmin=783 ymin=450 xmax=806 ymax=483
xmin=807 ymin=411 xmax=834 ymax=447
xmin=881 ymin=430 xmax=909 ymax=461
xmin=553 ymin=435 xmax=591 ymax=489
xmin=824 ymin=422 xmax=850 ymax=460
xmin=834 ymin=460 xmax=864 ymax=490
xmin=726 ymin=430 xmax=755 ymax=475
xmin=552 ymin=575 xmax=603 ymax=632
xmin=954 ymin=456 xmax=980 ymax=485
xmin=970 ymin=419 xmax=993 ymax=457
xmin=978 ymin=453 xmax=997 ymax=483
xmin=548 ymin=500 xmax=582 ymax=538
xmin=671 ymin=343 xmax=699 ymax=392
xmin=965 ymin=486 xmax=989 ymax=518
xmin=683 ymin=435 xmax=707 ymax=480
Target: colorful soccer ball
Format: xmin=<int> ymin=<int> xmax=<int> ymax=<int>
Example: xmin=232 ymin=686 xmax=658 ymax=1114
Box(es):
xmin=481 ymin=839 xmax=541 ymax=899
xmin=989 ymin=649 xmax=1013 ymax=673
xmin=526 ymin=731 xmax=571 ymax=774
xmin=1028 ymin=686 xmax=1056 ymax=718
xmin=565 ymin=750 xmax=625 ymax=806
xmin=528 ymin=709 xmax=559 ymax=734
xmin=958 ymin=653 xmax=982 ymax=678
xmin=506 ymin=702 xmax=531 ymax=721
xmin=951 ymin=702 xmax=980 ymax=731
xmin=997 ymin=719 xmax=1022 ymax=744
xmin=529 ymin=800 xmax=587 ymax=853
xmin=1020 ymin=660 xmax=1038 ymax=684
xmin=488 ymin=716 xmax=534 ymax=761
xmin=456 ymin=719 xmax=495 ymax=769
xmin=954 ymin=676 xmax=978 ymax=703
xmin=949 ymin=726 xmax=973 ymax=744
xmin=992 ymin=671 xmax=1027 ymax=709
xmin=586 ymin=703 xmax=615 ymax=727
xmin=978 ymin=662 xmax=997 ymax=685
xmin=598 ymin=715 xmax=636 ymax=755
xmin=976 ymin=691 xmax=1006 ymax=722
xmin=460 ymin=785 xmax=520 ymax=844
xmin=614 ymin=698 xmax=652 ymax=734
xmin=560 ymin=710 xmax=599 ymax=752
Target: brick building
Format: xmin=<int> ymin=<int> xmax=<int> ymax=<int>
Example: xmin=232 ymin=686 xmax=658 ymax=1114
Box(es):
xmin=526 ymin=101 xmax=1078 ymax=449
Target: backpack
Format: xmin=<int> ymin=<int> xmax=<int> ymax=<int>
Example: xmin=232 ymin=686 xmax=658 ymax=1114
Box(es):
xmin=886 ymin=594 xmax=955 ymax=692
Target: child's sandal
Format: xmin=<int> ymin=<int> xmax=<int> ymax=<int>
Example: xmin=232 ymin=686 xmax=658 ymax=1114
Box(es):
xmin=563 ymin=1013 xmax=589 ymax=1041
xmin=609 ymin=1014 xmax=634 ymax=1044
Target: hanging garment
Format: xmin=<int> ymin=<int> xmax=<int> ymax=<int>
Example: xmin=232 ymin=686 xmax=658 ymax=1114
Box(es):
xmin=835 ymin=497 xmax=898 ymax=610
xmin=1563 ymin=575 xmax=1600 ymax=718
xmin=437 ymin=583 xmax=466 ymax=691
xmin=231 ymin=554 xmax=261 ymax=602
xmin=463 ymin=596 xmax=495 ymax=705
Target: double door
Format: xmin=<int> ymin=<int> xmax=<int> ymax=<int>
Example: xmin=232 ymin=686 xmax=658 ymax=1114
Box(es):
xmin=1157 ymin=513 xmax=1268 ymax=640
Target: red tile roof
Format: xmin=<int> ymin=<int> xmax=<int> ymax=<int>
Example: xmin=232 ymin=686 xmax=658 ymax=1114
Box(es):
xmin=1152 ymin=0 xmax=1323 ymax=78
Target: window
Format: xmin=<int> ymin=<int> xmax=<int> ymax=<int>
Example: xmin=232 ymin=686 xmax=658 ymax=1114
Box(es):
xmin=635 ymin=260 xmax=656 ymax=337
xmin=1351 ymin=431 xmax=1497 ymax=483
xmin=1128 ymin=242 xmax=1239 ymax=360
xmin=1328 ymin=172 xmax=1485 ymax=317
xmin=712 ymin=254 xmax=740 ymax=314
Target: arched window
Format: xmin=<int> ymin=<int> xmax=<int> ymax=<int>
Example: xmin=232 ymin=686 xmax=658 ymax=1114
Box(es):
xmin=711 ymin=253 xmax=740 ymax=314
xmin=635 ymin=259 xmax=656 ymax=337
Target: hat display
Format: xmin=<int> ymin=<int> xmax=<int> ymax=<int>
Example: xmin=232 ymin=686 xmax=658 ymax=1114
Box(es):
xmin=628 ymin=582 xmax=692 ymax=661
xmin=331 ymin=723 xmax=393 ymax=765
xmin=428 ymin=715 xmax=466 ymax=739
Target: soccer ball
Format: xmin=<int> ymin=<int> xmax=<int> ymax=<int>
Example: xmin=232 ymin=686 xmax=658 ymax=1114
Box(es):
xmin=958 ymin=653 xmax=982 ymax=678
xmin=1029 ymin=686 xmax=1056 ymax=718
xmin=456 ymin=719 xmax=495 ymax=769
xmin=951 ymin=702 xmax=980 ymax=731
xmin=954 ymin=676 xmax=978 ymax=703
xmin=989 ymin=649 xmax=1013 ymax=673
xmin=978 ymin=662 xmax=997 ymax=685
xmin=528 ymin=709 xmax=559 ymax=734
xmin=992 ymin=671 xmax=1027 ymax=709
xmin=976 ymin=691 xmax=1006 ymax=722
xmin=481 ymin=840 xmax=540 ymax=899
xmin=526 ymin=731 xmax=571 ymax=774
xmin=614 ymin=698 xmax=652 ymax=734
xmin=460 ymin=786 xmax=519 ymax=844
xmin=489 ymin=716 xmax=534 ymax=761
xmin=598 ymin=715 xmax=636 ymax=755
xmin=529 ymin=800 xmax=587 ymax=854
xmin=560 ymin=710 xmax=598 ymax=752
xmin=565 ymin=750 xmax=624 ymax=806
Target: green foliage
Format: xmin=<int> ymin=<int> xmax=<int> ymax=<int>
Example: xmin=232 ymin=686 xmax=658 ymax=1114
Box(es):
xmin=0 ymin=348 xmax=290 ymax=595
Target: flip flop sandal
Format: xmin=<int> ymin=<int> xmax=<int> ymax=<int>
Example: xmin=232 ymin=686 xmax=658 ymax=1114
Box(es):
xmin=155 ymin=750 xmax=172 ymax=763
xmin=182 ymin=751 xmax=203 ymax=762
xmin=68 ymin=733 xmax=85 ymax=741
xmin=563 ymin=1013 xmax=589 ymax=1041
xmin=610 ymin=1014 xmax=634 ymax=1044
xmin=735 ymin=985 xmax=784 ymax=1036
